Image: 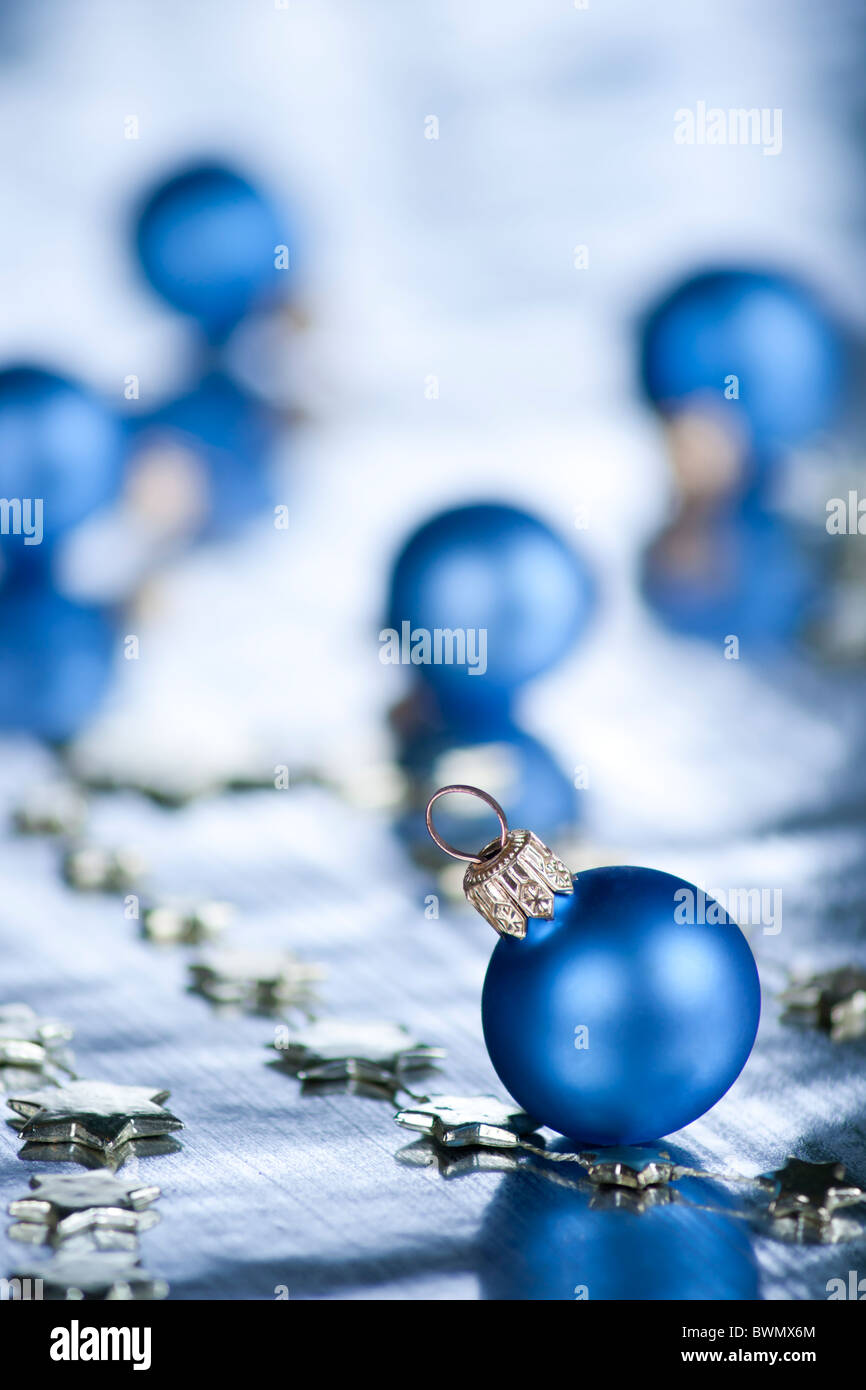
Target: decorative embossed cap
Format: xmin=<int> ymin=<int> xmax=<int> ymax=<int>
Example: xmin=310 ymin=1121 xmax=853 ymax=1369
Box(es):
xmin=425 ymin=785 xmax=574 ymax=938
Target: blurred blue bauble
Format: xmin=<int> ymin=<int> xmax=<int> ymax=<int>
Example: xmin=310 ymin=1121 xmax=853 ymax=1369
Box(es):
xmin=138 ymin=370 xmax=276 ymax=539
xmin=641 ymin=268 xmax=845 ymax=467
xmin=482 ymin=866 xmax=760 ymax=1144
xmin=398 ymin=724 xmax=577 ymax=857
xmin=479 ymin=1165 xmax=759 ymax=1300
xmin=387 ymin=503 xmax=596 ymax=721
xmin=0 ymin=366 xmax=124 ymax=546
xmin=135 ymin=163 xmax=289 ymax=341
xmin=641 ymin=506 xmax=823 ymax=645
xmin=0 ymin=579 xmax=115 ymax=743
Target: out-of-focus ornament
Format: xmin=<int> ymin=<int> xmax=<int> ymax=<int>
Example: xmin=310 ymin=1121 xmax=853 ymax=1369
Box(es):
xmin=386 ymin=502 xmax=596 ymax=729
xmin=134 ymin=163 xmax=291 ymax=343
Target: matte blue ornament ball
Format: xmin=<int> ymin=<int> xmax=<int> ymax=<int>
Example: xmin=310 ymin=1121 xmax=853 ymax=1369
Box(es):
xmin=482 ymin=866 xmax=760 ymax=1144
xmin=640 ymin=267 xmax=845 ymax=469
xmin=135 ymin=163 xmax=289 ymax=341
xmin=136 ymin=369 xmax=276 ymax=539
xmin=398 ymin=723 xmax=578 ymax=858
xmin=387 ymin=503 xmax=596 ymax=721
xmin=0 ymin=366 xmax=124 ymax=545
xmin=641 ymin=504 xmax=824 ymax=645
xmin=0 ymin=581 xmax=115 ymax=743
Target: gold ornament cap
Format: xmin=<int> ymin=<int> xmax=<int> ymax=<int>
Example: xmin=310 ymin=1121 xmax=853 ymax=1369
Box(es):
xmin=425 ymin=785 xmax=573 ymax=939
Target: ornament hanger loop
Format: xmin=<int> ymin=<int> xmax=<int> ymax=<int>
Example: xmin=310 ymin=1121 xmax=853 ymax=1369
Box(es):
xmin=425 ymin=785 xmax=509 ymax=864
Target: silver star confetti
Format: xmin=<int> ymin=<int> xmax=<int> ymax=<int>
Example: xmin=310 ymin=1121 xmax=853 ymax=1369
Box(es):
xmin=190 ymin=947 xmax=325 ymax=1011
xmin=0 ymin=1006 xmax=75 ymax=1075
xmin=763 ymin=1157 xmax=865 ymax=1225
xmin=9 ymin=1171 xmax=161 ymax=1242
xmin=577 ymin=1146 xmax=680 ymax=1189
xmin=6 ymin=1080 xmax=183 ymax=1153
xmin=273 ymin=1019 xmax=445 ymax=1084
xmin=395 ymin=1095 xmax=540 ymax=1149
xmin=12 ymin=1251 xmax=168 ymax=1300
xmin=62 ymin=845 xmax=146 ymax=893
xmin=142 ymin=898 xmax=234 ymax=945
xmin=16 ymin=1134 xmax=183 ymax=1172
xmin=780 ymin=967 xmax=866 ymax=1041
xmin=12 ymin=782 xmax=88 ymax=837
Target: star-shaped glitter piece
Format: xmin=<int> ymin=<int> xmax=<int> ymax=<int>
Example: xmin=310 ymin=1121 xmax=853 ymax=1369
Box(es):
xmin=273 ymin=1019 xmax=445 ymax=1083
xmin=12 ymin=782 xmax=88 ymax=837
xmin=62 ymin=845 xmax=146 ymax=893
xmin=16 ymin=1134 xmax=182 ymax=1172
xmin=0 ymin=1004 xmax=73 ymax=1049
xmin=12 ymin=1251 xmax=168 ymax=1300
xmin=6 ymin=1081 xmax=183 ymax=1153
xmin=190 ymin=948 xmax=325 ymax=1011
xmin=780 ymin=967 xmax=866 ymax=1041
xmin=0 ymin=1006 xmax=75 ymax=1078
xmin=763 ymin=1157 xmax=865 ymax=1225
xmin=9 ymin=1222 xmax=146 ymax=1253
xmin=9 ymin=1171 xmax=161 ymax=1240
xmin=577 ymin=1146 xmax=680 ymax=1189
xmin=395 ymin=1137 xmax=525 ymax=1177
xmin=395 ymin=1095 xmax=540 ymax=1149
xmin=142 ymin=898 xmax=234 ymax=945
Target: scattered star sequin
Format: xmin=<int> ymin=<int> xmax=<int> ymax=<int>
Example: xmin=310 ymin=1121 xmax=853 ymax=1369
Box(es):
xmin=395 ymin=1095 xmax=540 ymax=1149
xmin=142 ymin=898 xmax=234 ymax=945
xmin=6 ymin=1081 xmax=183 ymax=1154
xmin=190 ymin=948 xmax=325 ymax=1012
xmin=272 ymin=1019 xmax=445 ymax=1084
xmin=763 ymin=1157 xmax=865 ymax=1225
xmin=780 ymin=967 xmax=866 ymax=1041
xmin=62 ymin=846 xmax=146 ymax=893
xmin=11 ymin=1250 xmax=168 ymax=1300
xmin=9 ymin=1171 xmax=162 ymax=1242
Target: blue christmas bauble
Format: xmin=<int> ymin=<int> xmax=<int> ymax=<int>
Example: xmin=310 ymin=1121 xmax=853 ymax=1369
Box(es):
xmin=479 ymin=1163 xmax=759 ymax=1300
xmin=387 ymin=503 xmax=596 ymax=721
xmin=398 ymin=724 xmax=578 ymax=859
xmin=135 ymin=370 xmax=276 ymax=539
xmin=0 ymin=581 xmax=115 ymax=742
xmin=134 ymin=163 xmax=289 ymax=341
xmin=482 ymin=865 xmax=760 ymax=1144
xmin=640 ymin=267 xmax=845 ymax=470
xmin=641 ymin=504 xmax=824 ymax=645
xmin=0 ymin=366 xmax=124 ymax=546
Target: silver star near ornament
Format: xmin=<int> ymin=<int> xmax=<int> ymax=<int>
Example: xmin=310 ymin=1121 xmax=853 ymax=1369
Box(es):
xmin=12 ymin=1251 xmax=168 ymax=1301
xmin=143 ymin=898 xmax=233 ymax=945
xmin=6 ymin=1080 xmax=183 ymax=1153
xmin=780 ymin=967 xmax=866 ymax=1041
xmin=191 ymin=948 xmax=325 ymax=1011
xmin=395 ymin=1095 xmax=541 ymax=1149
xmin=9 ymin=1171 xmax=161 ymax=1240
xmin=577 ymin=1146 xmax=680 ymax=1189
xmin=763 ymin=1157 xmax=865 ymax=1225
xmin=273 ymin=1019 xmax=445 ymax=1084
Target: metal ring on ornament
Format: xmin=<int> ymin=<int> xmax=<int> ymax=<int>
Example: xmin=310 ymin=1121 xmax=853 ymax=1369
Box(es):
xmin=424 ymin=784 xmax=509 ymax=864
